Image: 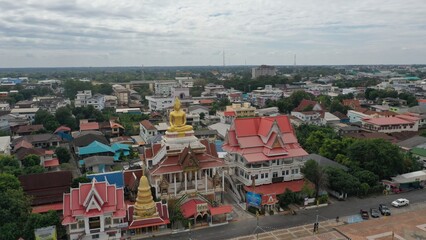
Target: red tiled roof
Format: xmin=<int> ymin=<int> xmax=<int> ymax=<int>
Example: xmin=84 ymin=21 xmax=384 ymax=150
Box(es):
xmin=14 ymin=139 xmax=33 ymax=150
xmin=54 ymin=125 xmax=71 ymax=133
xmin=224 ymin=111 xmax=236 ymax=117
xmin=43 ymin=158 xmax=59 ymax=167
xmin=294 ymin=99 xmax=320 ymax=112
xmin=110 ymin=121 xmax=124 ymax=129
xmin=200 ymin=99 xmax=214 ymax=105
xmin=209 ymin=205 xmax=233 ymax=216
xmin=32 ymin=202 xmax=63 ymax=213
xmin=223 ymin=116 xmax=308 ymax=163
xmin=342 ymin=99 xmax=360 ymax=108
xmin=16 ymin=124 xmax=44 ymax=134
xmin=243 ymin=179 xmax=305 ymax=195
xmin=62 ymin=179 xmax=126 ymax=225
xmin=180 ymin=199 xmax=207 ymax=218
xmin=140 ymin=120 xmax=156 ymax=130
xmin=79 ymin=122 xmax=99 ymax=131
xmin=363 ymin=116 xmax=414 ymax=126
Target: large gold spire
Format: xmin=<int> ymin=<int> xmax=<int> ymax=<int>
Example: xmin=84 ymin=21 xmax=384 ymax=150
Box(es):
xmin=133 ymin=176 xmax=158 ymax=219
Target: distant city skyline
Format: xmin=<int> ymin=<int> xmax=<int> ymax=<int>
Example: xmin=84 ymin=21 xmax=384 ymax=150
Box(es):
xmin=1 ymin=0 xmax=426 ymax=67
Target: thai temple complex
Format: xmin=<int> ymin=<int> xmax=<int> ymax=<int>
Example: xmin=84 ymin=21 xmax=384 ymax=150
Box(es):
xmin=143 ymin=97 xmax=227 ymax=202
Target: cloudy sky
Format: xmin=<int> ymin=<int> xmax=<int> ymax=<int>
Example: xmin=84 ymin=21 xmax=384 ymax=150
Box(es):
xmin=1 ymin=0 xmax=425 ymax=67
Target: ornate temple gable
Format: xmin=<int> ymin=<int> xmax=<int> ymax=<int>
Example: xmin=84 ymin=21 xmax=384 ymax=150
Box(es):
xmin=83 ymin=179 xmax=105 ymax=212
xmin=178 ymin=146 xmax=200 ymax=172
xmin=263 ymin=120 xmax=284 ymax=145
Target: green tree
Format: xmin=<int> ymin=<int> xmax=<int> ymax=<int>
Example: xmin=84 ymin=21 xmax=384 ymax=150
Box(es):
xmin=0 ymin=173 xmax=31 ymax=239
xmin=55 ymin=147 xmax=71 ymax=164
xmin=71 ymin=175 xmax=91 ymax=188
xmin=23 ymin=211 xmax=67 ymax=240
xmin=352 ymin=170 xmax=379 ymax=187
xmin=301 ymin=160 xmax=327 ymax=198
xmin=346 ymin=139 xmax=404 ymax=179
xmin=359 ymin=183 xmax=370 ymax=197
xmin=0 ymin=155 xmax=22 ymax=176
xmin=55 ymin=107 xmax=77 ymax=130
xmin=34 ymin=109 xmax=59 ymax=132
xmin=278 ymin=189 xmax=299 ymax=209
xmin=326 ymin=167 xmax=360 ymax=195
xmin=94 ymin=83 xmax=113 ymax=95
xmin=21 ymin=154 xmax=41 ymax=168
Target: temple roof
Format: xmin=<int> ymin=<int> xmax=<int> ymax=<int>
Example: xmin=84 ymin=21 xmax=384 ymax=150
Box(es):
xmin=223 ymin=116 xmax=308 ymax=163
xmin=62 ymin=178 xmax=126 ymax=225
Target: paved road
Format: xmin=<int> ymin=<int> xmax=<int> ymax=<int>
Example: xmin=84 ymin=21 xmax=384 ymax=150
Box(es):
xmin=149 ymin=189 xmax=426 ymax=240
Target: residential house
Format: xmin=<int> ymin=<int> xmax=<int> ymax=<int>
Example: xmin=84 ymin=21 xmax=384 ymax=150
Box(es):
xmin=10 ymin=108 xmax=39 ymax=122
xmin=139 ymin=120 xmax=157 ymax=142
xmin=62 ymin=178 xmax=126 ymax=240
xmin=13 ymin=133 xmax=61 ymax=149
xmin=14 ymin=146 xmax=60 ymax=170
xmin=15 ymin=124 xmax=45 ymax=136
xmin=83 ymin=156 xmax=115 ymax=173
xmin=0 ymin=103 xmax=10 ymax=111
xmin=15 ymin=100 xmax=35 ymax=108
xmin=75 ymin=90 xmax=105 ymax=110
xmin=291 ymin=99 xmax=325 ymax=125
xmin=80 ymin=120 xmax=100 ymax=132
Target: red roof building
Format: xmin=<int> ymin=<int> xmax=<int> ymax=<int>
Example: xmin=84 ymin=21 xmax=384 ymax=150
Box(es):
xmin=62 ymin=178 xmax=126 ymax=240
xmin=293 ymin=99 xmax=324 ymax=112
xmin=80 ymin=122 xmax=100 ymax=131
xmin=361 ymin=114 xmax=420 ymax=133
xmin=222 ymin=116 xmax=308 ymax=205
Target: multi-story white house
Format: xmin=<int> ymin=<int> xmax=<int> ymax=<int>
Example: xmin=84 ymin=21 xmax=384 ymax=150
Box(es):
xmin=222 ymin=115 xmax=308 ymax=207
xmin=139 ymin=120 xmax=158 ymax=142
xmin=75 ymin=90 xmax=105 ymax=110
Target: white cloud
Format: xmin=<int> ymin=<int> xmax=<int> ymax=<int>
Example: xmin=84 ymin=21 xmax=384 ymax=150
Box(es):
xmin=0 ymin=0 xmax=425 ymax=67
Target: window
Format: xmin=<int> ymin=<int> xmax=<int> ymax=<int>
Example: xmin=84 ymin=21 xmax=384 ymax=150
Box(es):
xmin=295 ymin=169 xmax=299 ymax=174
xmin=261 ymin=173 xmax=264 ymax=179
xmin=92 ymin=234 xmax=99 ymax=239
xmin=70 ymin=224 xmax=77 ymax=230
xmin=113 ymin=218 xmax=121 ymax=224
xmin=286 ymin=170 xmax=289 ymax=175
xmin=89 ymin=217 xmax=101 ymax=230
xmin=282 ymin=171 xmax=285 ymax=176
xmin=273 ymin=172 xmax=278 ymax=178
xmin=105 ymin=217 xmax=111 ymax=225
xmin=291 ymin=169 xmax=295 ymax=174
xmin=78 ymin=220 xmax=85 ymax=229
xmin=265 ymin=173 xmax=269 ymax=178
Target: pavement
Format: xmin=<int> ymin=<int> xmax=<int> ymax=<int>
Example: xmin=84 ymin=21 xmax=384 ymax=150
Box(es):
xmin=148 ymin=188 xmax=426 ymax=240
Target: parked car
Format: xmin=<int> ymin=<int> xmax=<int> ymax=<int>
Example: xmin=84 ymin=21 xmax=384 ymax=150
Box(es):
xmin=379 ymin=204 xmax=391 ymax=216
xmin=391 ymin=198 xmax=409 ymax=208
xmin=360 ymin=209 xmax=369 ymax=220
xmin=370 ymin=208 xmax=380 ymax=218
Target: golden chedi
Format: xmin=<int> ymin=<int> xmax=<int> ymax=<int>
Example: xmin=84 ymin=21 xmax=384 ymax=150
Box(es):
xmin=167 ymin=97 xmax=193 ymax=134
xmin=133 ymin=176 xmax=158 ymax=219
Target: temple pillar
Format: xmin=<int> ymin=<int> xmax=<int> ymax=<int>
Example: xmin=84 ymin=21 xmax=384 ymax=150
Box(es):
xmin=222 ymin=170 xmax=225 ymax=190
xmin=195 ymin=171 xmax=198 ymax=191
xmin=205 ymin=172 xmax=208 ymax=193
xmin=174 ymin=174 xmax=177 ymax=196
xmin=213 ymin=167 xmax=216 ymax=176
xmin=184 ymin=172 xmax=187 ymax=192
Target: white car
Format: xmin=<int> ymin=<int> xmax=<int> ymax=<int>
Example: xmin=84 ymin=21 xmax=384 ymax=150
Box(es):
xmin=391 ymin=198 xmax=409 ymax=208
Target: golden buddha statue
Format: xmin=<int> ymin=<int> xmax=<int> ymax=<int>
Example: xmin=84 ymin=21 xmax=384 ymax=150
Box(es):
xmin=167 ymin=97 xmax=193 ymax=133
xmin=133 ymin=176 xmax=158 ymax=219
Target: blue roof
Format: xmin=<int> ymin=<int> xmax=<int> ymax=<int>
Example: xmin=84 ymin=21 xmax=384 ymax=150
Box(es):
xmin=79 ymin=141 xmax=114 ymax=155
xmin=87 ymin=171 xmax=124 ymax=188
xmin=111 ymin=143 xmax=130 ymax=151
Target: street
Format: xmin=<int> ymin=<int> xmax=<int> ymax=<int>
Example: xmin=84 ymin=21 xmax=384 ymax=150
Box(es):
xmin=149 ymin=189 xmax=426 ymax=240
